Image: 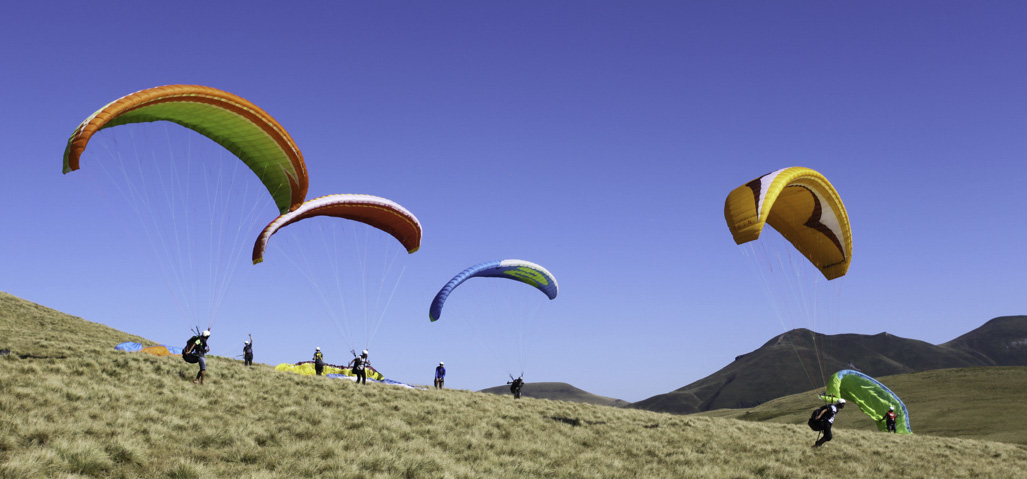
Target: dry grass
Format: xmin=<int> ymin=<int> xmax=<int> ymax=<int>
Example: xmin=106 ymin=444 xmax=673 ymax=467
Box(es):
xmin=3 ymin=291 xmax=1027 ymax=478
xmin=697 ymin=367 xmax=1027 ymax=447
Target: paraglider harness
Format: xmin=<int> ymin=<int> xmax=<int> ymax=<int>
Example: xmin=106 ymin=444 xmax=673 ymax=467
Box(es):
xmin=808 ymin=405 xmax=833 ymax=432
xmin=182 ymin=327 xmax=205 ymax=364
xmin=508 ymin=374 xmax=524 ymax=398
xmin=182 ymin=337 xmax=200 ymax=363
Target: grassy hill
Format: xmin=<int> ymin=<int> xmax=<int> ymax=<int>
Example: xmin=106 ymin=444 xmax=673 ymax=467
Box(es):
xmin=479 ymin=382 xmax=630 ymax=408
xmin=695 ymin=367 xmax=1027 ymax=446
xmin=2 ymin=291 xmax=1026 ymax=478
xmin=633 ymin=319 xmax=1027 ymax=415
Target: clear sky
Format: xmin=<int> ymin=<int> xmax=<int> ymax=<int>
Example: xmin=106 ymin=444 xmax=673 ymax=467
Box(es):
xmin=2 ymin=2 xmax=1025 ymax=402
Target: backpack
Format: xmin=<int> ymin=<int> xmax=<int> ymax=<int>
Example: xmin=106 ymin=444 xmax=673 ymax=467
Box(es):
xmin=182 ymin=336 xmax=200 ymax=364
xmin=808 ymin=405 xmax=830 ymax=431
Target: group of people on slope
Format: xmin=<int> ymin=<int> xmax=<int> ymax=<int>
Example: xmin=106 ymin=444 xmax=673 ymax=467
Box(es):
xmin=184 ymin=332 xmax=530 ymax=399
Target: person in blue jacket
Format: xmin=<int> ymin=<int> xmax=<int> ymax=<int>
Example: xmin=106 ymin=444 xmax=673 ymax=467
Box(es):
xmin=434 ymin=362 xmax=446 ymax=389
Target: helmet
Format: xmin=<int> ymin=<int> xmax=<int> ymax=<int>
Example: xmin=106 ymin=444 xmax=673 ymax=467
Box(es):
xmin=362 ymin=349 xmax=368 ymax=356
xmin=202 ymin=330 xmax=210 ymax=337
xmin=244 ymin=341 xmax=250 ymax=345
xmin=889 ymin=406 xmax=894 ymax=411
xmin=316 ymin=347 xmax=320 ymax=351
xmin=440 ymin=361 xmax=444 ymax=365
xmin=836 ymin=398 xmax=846 ymax=405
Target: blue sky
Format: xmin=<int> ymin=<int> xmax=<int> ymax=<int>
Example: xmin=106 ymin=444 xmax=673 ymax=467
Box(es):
xmin=2 ymin=2 xmax=1025 ymax=402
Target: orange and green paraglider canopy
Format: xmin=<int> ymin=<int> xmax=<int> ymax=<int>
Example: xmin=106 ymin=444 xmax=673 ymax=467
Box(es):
xmin=63 ymin=84 xmax=308 ymax=214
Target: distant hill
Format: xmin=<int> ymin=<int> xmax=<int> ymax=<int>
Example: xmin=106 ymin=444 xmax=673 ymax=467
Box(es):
xmin=943 ymin=316 xmax=1027 ymax=366
xmin=480 ymin=382 xmax=630 ymax=407
xmin=632 ymin=317 xmax=1027 ymax=415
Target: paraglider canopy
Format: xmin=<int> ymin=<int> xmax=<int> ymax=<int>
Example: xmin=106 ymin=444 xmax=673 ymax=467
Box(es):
xmin=252 ymin=194 xmax=422 ymax=264
xmin=724 ymin=166 xmax=852 ymax=280
xmin=429 ymin=259 xmax=559 ymax=322
xmin=823 ymin=369 xmax=912 ymax=434
xmin=63 ymin=84 xmax=308 ymax=214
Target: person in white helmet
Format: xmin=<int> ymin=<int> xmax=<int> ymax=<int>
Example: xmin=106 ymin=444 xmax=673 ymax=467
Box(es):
xmin=434 ymin=362 xmax=446 ymax=389
xmin=312 ymin=347 xmax=324 ymax=376
xmin=242 ymin=334 xmax=253 ymax=366
xmin=348 ymin=349 xmax=370 ymax=385
xmin=185 ymin=330 xmax=211 ymax=385
xmin=880 ymin=405 xmax=897 ymax=433
xmin=813 ymin=398 xmax=846 ymax=447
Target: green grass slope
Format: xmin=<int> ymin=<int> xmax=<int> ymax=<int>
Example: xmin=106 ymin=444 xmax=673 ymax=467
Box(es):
xmin=479 ymin=382 xmax=630 ymax=407
xmin=0 ymin=291 xmax=151 ymax=358
xmin=695 ymin=367 xmax=1027 ymax=446
xmin=3 ymin=291 xmax=1026 ymax=478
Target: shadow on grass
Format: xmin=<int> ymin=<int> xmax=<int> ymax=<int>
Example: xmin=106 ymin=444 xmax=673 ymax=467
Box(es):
xmin=548 ymin=416 xmax=610 ymax=427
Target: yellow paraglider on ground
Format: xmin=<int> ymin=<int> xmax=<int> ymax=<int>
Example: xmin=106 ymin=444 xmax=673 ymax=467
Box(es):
xmin=275 ymin=362 xmax=385 ymax=381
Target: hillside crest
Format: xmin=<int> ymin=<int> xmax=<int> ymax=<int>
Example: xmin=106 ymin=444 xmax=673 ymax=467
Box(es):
xmin=632 ymin=316 xmax=1027 ymax=414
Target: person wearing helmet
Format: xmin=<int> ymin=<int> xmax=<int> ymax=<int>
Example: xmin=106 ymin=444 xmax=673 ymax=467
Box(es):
xmin=880 ymin=405 xmax=897 ymax=433
xmin=434 ymin=362 xmax=446 ymax=389
xmin=349 ymin=349 xmax=370 ymax=385
xmin=813 ymin=398 xmax=846 ymax=447
xmin=312 ymin=347 xmax=324 ymax=376
xmin=189 ymin=330 xmax=211 ymax=385
xmin=242 ymin=334 xmax=253 ymax=366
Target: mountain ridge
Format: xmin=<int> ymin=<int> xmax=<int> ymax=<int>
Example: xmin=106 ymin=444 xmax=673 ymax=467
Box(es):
xmin=631 ymin=316 xmax=1027 ymax=414
xmin=479 ymin=381 xmax=630 ymax=407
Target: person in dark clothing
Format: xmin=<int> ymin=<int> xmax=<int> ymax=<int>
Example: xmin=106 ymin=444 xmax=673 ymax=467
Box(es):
xmin=243 ymin=334 xmax=253 ymax=366
xmin=880 ymin=405 xmax=897 ymax=433
xmin=508 ymin=376 xmax=524 ymax=399
xmin=187 ymin=330 xmax=211 ymax=385
xmin=813 ymin=398 xmax=845 ymax=447
xmin=313 ymin=347 xmax=324 ymax=376
xmin=434 ymin=362 xmax=446 ymax=389
xmin=349 ymin=349 xmax=370 ymax=384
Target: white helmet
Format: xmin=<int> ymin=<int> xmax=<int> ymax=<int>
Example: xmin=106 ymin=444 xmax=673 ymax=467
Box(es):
xmin=836 ymin=398 xmax=846 ymax=405
xmin=440 ymin=361 xmax=444 ymax=366
xmin=244 ymin=341 xmax=250 ymax=345
xmin=316 ymin=347 xmax=320 ymax=351
xmin=362 ymin=349 xmax=368 ymax=356
xmin=889 ymin=406 xmax=894 ymax=411
xmin=202 ymin=330 xmax=210 ymax=337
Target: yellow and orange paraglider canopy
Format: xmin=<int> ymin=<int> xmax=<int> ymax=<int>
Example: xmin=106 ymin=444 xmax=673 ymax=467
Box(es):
xmin=724 ymin=167 xmax=852 ymax=280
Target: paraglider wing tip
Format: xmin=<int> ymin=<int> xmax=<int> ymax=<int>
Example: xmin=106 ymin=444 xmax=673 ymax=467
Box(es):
xmin=252 ymin=257 xmax=264 ymax=265
xmin=407 ymin=246 xmax=420 ymax=254
xmin=62 ymin=153 xmax=79 ymax=174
